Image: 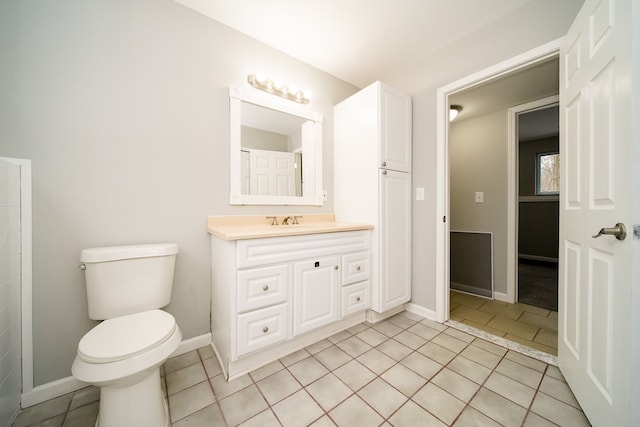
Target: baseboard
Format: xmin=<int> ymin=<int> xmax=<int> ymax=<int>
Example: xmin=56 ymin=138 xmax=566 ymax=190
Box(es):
xmin=493 ymin=291 xmax=509 ymax=302
xmin=403 ymin=302 xmax=437 ymax=321
xmin=21 ymin=333 xmax=213 ymax=408
xmin=21 ymin=376 xmax=87 ymax=408
xmin=171 ymin=333 xmax=212 ymax=357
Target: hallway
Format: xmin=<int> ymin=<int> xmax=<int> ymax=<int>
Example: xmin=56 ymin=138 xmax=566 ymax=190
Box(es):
xmin=450 ymin=291 xmax=558 ymax=356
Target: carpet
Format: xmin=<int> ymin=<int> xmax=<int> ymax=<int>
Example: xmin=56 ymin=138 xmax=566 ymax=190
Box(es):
xmin=518 ymin=259 xmax=558 ymax=312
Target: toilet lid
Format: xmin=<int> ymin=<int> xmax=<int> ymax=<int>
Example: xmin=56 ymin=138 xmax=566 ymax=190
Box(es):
xmin=78 ymin=310 xmax=177 ymax=363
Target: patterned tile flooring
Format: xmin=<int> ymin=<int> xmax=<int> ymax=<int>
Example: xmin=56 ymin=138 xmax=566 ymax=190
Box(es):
xmin=12 ymin=311 xmax=588 ymax=427
xmin=449 ymin=291 xmax=558 ymax=356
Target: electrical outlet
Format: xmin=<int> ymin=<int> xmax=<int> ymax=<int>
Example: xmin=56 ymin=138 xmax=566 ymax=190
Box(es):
xmin=475 ymin=192 xmax=484 ymax=203
xmin=322 ymin=190 xmax=328 ymax=201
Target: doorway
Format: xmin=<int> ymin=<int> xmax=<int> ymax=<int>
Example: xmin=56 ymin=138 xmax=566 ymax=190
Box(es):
xmin=515 ymin=104 xmax=559 ymax=313
xmin=435 ymin=40 xmax=562 ymax=356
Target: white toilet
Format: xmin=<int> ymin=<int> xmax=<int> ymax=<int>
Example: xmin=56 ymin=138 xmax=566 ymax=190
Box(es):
xmin=72 ymin=243 xmax=182 ymax=427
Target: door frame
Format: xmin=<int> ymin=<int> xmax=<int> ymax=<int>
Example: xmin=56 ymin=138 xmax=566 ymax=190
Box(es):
xmin=434 ymin=38 xmax=563 ymax=322
xmin=0 ymin=158 xmax=33 ymax=399
xmin=507 ymin=96 xmax=559 ymax=305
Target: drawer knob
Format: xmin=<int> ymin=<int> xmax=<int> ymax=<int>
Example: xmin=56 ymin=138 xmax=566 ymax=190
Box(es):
xmin=262 ymin=326 xmax=269 ymax=333
xmin=356 ymin=265 xmax=361 ymax=271
xmin=334 ymin=265 xmax=339 ymax=270
xmin=356 ymin=296 xmax=361 ymax=302
xmin=263 ymin=285 xmax=269 ymax=291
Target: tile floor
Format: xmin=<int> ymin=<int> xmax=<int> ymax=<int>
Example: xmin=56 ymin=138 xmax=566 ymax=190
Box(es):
xmin=12 ymin=311 xmax=589 ymax=427
xmin=449 ymin=291 xmax=558 ymax=356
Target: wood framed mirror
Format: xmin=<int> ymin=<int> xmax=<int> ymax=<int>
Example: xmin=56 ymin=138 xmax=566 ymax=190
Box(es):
xmin=229 ymin=87 xmax=323 ymax=205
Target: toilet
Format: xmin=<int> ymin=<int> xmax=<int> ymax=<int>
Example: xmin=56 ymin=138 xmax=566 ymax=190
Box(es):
xmin=72 ymin=243 xmax=182 ymax=427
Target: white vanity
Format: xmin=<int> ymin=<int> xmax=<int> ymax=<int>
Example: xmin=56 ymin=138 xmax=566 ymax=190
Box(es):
xmin=208 ymin=215 xmax=373 ymax=379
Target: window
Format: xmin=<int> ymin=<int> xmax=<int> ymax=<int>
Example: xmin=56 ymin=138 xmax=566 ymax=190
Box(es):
xmin=536 ymin=152 xmax=560 ymax=194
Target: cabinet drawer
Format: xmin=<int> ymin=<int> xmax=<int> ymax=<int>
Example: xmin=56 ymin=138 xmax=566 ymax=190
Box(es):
xmin=341 ymin=281 xmax=370 ymax=317
xmin=341 ymin=252 xmax=370 ymax=286
xmin=236 ymin=304 xmax=288 ymax=357
xmin=237 ymin=231 xmax=370 ymax=268
xmin=237 ymin=265 xmax=288 ymax=313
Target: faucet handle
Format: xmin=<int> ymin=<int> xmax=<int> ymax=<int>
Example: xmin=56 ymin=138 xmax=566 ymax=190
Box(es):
xmin=292 ymin=215 xmax=303 ymax=224
xmin=266 ymin=216 xmax=278 ymax=226
xmin=282 ymin=216 xmax=291 ymax=225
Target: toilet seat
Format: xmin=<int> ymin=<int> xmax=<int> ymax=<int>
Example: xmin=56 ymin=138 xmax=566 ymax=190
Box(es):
xmin=78 ymin=310 xmax=176 ymax=364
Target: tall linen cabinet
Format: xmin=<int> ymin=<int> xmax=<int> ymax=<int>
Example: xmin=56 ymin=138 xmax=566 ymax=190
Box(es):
xmin=334 ymin=81 xmax=412 ymax=317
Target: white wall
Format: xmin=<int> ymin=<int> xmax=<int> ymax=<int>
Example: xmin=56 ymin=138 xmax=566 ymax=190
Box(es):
xmin=0 ymin=0 xmax=356 ymax=386
xmin=388 ymin=0 xmax=584 ymax=312
xmin=0 ymin=160 xmax=22 ymax=426
xmin=449 ymin=111 xmax=508 ymax=294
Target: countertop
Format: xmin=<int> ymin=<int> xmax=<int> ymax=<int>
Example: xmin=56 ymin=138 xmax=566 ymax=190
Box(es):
xmin=207 ymin=214 xmax=373 ymax=241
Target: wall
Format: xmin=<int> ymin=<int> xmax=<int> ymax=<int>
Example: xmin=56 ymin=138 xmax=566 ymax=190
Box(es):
xmin=389 ymin=0 xmax=583 ymax=312
xmin=449 ymin=111 xmax=508 ymax=294
xmin=241 ymin=127 xmax=289 ymax=152
xmin=0 ymin=0 xmax=356 ymax=386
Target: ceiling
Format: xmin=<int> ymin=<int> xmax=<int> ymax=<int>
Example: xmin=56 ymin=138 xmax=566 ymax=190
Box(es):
xmin=449 ymin=56 xmax=559 ymax=123
xmin=173 ymin=0 xmax=538 ymax=88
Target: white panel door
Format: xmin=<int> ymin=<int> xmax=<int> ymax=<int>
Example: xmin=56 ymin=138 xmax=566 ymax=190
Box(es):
xmin=379 ymin=83 xmax=412 ymax=173
xmin=558 ymin=0 xmax=636 ymax=425
xmin=377 ymin=170 xmax=411 ymax=312
xmin=293 ymin=256 xmax=339 ymax=335
xmin=249 ymin=149 xmax=296 ymax=196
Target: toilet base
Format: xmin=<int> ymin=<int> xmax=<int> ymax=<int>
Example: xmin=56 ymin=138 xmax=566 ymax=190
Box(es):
xmin=95 ymin=367 xmax=168 ymax=427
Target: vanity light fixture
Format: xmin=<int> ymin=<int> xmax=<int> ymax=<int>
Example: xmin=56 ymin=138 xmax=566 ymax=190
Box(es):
xmin=247 ymin=73 xmax=311 ymax=104
xmin=449 ymin=105 xmax=463 ymax=121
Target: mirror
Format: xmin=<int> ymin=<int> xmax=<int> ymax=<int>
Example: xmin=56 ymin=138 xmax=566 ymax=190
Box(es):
xmin=229 ymin=87 xmax=323 ymax=205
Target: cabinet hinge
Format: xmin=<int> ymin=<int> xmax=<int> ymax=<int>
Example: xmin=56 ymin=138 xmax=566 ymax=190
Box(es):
xmin=443 ymin=216 xmax=446 ymax=223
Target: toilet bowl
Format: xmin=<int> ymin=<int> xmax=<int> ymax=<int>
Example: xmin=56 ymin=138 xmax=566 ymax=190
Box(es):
xmin=72 ymin=244 xmax=181 ymax=427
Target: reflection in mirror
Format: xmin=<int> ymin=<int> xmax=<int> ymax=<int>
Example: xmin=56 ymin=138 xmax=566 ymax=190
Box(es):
xmin=229 ymin=87 xmax=323 ymax=206
xmin=240 ymin=102 xmax=309 ymax=197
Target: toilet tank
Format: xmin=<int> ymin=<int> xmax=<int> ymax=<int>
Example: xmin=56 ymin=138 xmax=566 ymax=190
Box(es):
xmin=80 ymin=243 xmax=179 ymax=320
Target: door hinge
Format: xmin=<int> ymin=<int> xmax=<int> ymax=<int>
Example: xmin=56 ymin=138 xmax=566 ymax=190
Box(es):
xmin=443 ymin=216 xmax=446 ymax=223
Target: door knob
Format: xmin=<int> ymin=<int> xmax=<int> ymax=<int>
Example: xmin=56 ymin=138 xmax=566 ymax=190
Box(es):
xmin=592 ymin=223 xmax=627 ymax=240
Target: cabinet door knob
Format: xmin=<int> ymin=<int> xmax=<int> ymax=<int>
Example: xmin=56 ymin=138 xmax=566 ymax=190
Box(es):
xmin=382 ymin=161 xmax=387 ymax=167
xmin=356 ymin=296 xmax=361 ymax=302
xmin=262 ymin=284 xmax=269 ymax=291
xmin=334 ymin=265 xmax=339 ymax=270
xmin=356 ymin=265 xmax=361 ymax=271
xmin=382 ymin=170 xmax=387 ymax=175
xmin=262 ymin=326 xmax=269 ymax=333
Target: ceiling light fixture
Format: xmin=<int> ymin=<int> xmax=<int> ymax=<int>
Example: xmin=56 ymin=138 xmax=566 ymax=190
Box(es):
xmin=449 ymin=105 xmax=463 ymax=121
xmin=247 ymin=73 xmax=311 ymax=104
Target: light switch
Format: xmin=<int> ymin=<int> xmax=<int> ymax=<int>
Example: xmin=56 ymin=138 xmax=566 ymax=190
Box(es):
xmin=416 ymin=187 xmax=425 ymax=201
xmin=475 ymin=192 xmax=484 ymax=203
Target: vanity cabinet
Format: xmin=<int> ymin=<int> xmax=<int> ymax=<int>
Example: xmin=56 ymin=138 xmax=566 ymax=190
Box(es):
xmin=210 ymin=229 xmax=371 ymax=379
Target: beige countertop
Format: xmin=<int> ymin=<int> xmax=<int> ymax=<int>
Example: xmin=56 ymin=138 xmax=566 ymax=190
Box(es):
xmin=207 ymin=214 xmax=373 ymax=241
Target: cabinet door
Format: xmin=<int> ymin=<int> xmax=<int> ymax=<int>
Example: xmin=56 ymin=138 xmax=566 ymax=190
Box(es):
xmin=378 ymin=170 xmax=411 ymax=312
xmin=293 ymin=256 xmax=339 ymax=336
xmin=379 ymin=84 xmax=411 ymax=173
